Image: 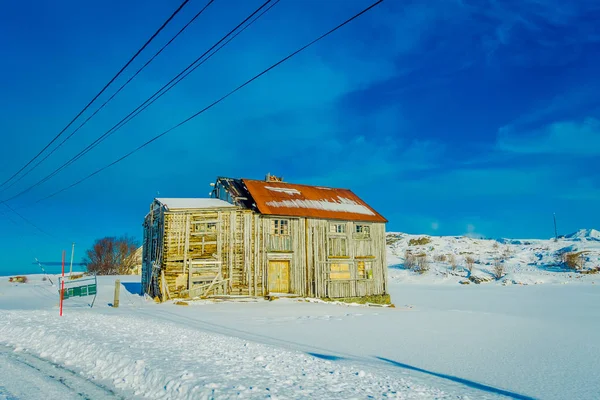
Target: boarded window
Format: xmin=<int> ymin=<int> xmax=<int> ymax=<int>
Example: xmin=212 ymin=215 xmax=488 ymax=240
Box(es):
xmin=328 ymin=237 xmax=348 ymax=257
xmin=357 ymin=261 xmax=373 ymax=279
xmin=354 ymin=224 xmax=371 ymax=239
xmin=271 ymin=219 xmax=289 ymax=235
xmin=330 ymin=263 xmax=350 ymax=280
xmin=329 ymin=223 xmax=346 ymax=234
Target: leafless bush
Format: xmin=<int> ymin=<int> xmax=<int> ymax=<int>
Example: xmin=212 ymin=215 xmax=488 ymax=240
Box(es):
xmin=433 ymin=254 xmax=447 ymax=263
xmin=561 ymin=252 xmax=586 ymax=271
xmin=492 ymin=242 xmax=499 ymax=250
xmin=404 ymin=249 xmax=416 ymax=269
xmin=83 ymin=235 xmax=139 ymax=275
xmin=414 ymin=254 xmax=430 ymax=274
xmin=465 ymin=256 xmax=476 ymax=273
xmin=408 ymin=237 xmax=432 ymax=246
xmin=449 ymin=254 xmax=457 ymax=270
xmin=493 ymin=259 xmax=505 ymax=279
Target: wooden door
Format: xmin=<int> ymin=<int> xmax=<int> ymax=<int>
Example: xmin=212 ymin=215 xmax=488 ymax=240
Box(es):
xmin=268 ymin=260 xmax=290 ymax=293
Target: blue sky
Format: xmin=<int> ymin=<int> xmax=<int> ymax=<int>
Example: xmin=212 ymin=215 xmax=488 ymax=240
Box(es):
xmin=1 ymin=0 xmax=599 ymax=274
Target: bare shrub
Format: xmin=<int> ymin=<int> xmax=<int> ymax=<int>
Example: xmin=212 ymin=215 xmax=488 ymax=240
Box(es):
xmin=448 ymin=254 xmax=458 ymax=270
xmin=408 ymin=237 xmax=432 ymax=246
xmin=404 ymin=249 xmax=416 ymax=269
xmin=433 ymin=254 xmax=447 ymax=263
xmin=83 ymin=235 xmax=139 ymax=275
xmin=414 ymin=254 xmax=430 ymax=274
xmin=492 ymin=242 xmax=499 ymax=249
xmin=493 ymin=259 xmax=505 ymax=279
xmin=42 ymin=276 xmax=48 ymax=281
xmin=465 ymin=256 xmax=476 ymax=273
xmin=386 ymin=234 xmax=402 ymax=246
xmin=561 ymin=252 xmax=586 ymax=271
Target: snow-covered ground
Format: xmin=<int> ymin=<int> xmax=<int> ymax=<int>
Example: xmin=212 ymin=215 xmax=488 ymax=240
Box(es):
xmin=1 ymin=230 xmax=599 ymax=399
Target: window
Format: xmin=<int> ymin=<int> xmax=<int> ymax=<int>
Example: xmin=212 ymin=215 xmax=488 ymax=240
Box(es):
xmin=271 ymin=219 xmax=289 ymax=235
xmin=195 ymin=222 xmax=217 ymax=233
xmin=357 ymin=261 xmax=373 ymax=279
xmin=354 ymin=224 xmax=371 ymax=239
xmin=328 ymin=237 xmax=348 ymax=257
xmin=329 ymin=223 xmax=346 ymax=234
xmin=330 ymin=263 xmax=350 ymax=280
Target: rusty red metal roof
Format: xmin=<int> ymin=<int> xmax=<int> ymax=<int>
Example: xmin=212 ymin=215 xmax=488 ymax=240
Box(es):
xmin=242 ymin=179 xmax=387 ymax=223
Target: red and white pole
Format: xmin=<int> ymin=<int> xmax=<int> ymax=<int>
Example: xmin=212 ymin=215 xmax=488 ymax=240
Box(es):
xmin=59 ymin=250 xmax=65 ymax=317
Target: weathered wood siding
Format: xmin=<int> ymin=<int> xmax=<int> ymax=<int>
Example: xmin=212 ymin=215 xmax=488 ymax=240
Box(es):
xmin=142 ymin=201 xmax=262 ymax=300
xmin=257 ymin=217 xmax=386 ymax=299
xmin=142 ymin=202 xmax=165 ymax=296
xmin=309 ymin=220 xmax=386 ymax=299
xmin=143 ymin=201 xmax=387 ymax=301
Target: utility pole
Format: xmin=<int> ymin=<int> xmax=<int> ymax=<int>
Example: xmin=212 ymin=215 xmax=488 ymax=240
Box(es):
xmin=553 ymin=213 xmax=558 ymax=242
xmin=69 ymin=242 xmax=75 ymax=277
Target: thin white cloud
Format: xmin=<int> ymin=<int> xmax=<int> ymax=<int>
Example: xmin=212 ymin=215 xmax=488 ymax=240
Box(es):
xmin=497 ymin=117 xmax=600 ymax=155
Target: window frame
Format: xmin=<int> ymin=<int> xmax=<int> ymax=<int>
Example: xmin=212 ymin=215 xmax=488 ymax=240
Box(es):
xmin=271 ymin=219 xmax=290 ymax=236
xmin=327 ymin=236 xmax=348 ymax=258
xmin=329 ymin=263 xmax=351 ymax=280
xmin=329 ymin=223 xmax=346 ymax=234
xmin=354 ymin=224 xmax=371 ymax=239
xmin=357 ymin=260 xmax=373 ymax=279
xmin=194 ymin=222 xmax=217 ymax=233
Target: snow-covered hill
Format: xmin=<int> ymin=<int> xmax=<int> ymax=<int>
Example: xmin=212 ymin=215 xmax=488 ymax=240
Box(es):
xmin=387 ymin=229 xmax=600 ymax=285
xmin=563 ymin=228 xmax=600 ymax=241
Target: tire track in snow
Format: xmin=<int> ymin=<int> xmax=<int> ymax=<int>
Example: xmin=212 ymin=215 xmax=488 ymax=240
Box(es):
xmin=0 ymin=345 xmax=124 ymax=400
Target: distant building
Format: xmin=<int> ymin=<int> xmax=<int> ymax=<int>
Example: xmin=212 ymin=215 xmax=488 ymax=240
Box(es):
xmin=141 ymin=175 xmax=388 ymax=303
xmin=128 ymin=246 xmax=143 ymax=275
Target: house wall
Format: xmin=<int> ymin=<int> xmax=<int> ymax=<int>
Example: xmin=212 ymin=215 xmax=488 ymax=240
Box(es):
xmin=142 ymin=201 xmax=387 ymax=300
xmin=142 ymin=201 xmax=262 ymax=300
xmin=257 ymin=216 xmax=387 ymax=299
xmin=142 ymin=202 xmax=165 ymax=297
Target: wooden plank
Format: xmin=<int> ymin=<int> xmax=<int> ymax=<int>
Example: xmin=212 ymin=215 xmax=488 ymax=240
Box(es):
xmin=183 ymin=214 xmax=190 ymax=276
xmin=189 ymin=260 xmax=222 ymax=265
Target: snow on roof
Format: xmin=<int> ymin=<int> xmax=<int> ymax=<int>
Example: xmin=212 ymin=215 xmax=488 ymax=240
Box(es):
xmin=155 ymin=198 xmax=234 ymax=210
xmin=242 ymin=179 xmax=387 ymax=223
xmin=265 ymin=197 xmax=376 ymax=216
xmin=264 ymin=186 xmax=301 ymax=195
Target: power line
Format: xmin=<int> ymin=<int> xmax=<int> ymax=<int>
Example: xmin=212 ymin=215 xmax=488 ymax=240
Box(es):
xmin=1 ymin=201 xmax=51 ymax=236
xmin=3 ymin=0 xmax=278 ymax=203
xmin=0 ymin=207 xmax=18 ymax=226
xmin=0 ymin=0 xmax=192 ymax=190
xmin=37 ymin=0 xmax=385 ymax=203
xmin=1 ymin=0 xmax=216 ymax=194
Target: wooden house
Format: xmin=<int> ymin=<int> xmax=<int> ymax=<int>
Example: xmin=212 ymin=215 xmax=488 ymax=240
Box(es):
xmin=142 ymin=176 xmax=389 ymax=303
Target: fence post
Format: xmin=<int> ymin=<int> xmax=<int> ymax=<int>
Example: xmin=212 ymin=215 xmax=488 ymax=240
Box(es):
xmin=113 ymin=279 xmax=120 ymax=308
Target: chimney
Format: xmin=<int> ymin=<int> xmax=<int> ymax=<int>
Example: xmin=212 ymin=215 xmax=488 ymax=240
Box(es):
xmin=265 ymin=173 xmax=283 ymax=182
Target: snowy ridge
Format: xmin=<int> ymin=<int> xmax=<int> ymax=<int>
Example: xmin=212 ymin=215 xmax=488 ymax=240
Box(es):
xmin=563 ymin=228 xmax=600 ymax=241
xmin=387 ymin=230 xmax=600 ymax=285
